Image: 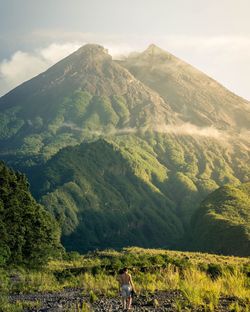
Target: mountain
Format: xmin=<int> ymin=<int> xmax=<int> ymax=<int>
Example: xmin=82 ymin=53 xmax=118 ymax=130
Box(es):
xmin=118 ymin=44 xmax=250 ymax=131
xmin=0 ymin=44 xmax=177 ymax=165
xmin=0 ymin=43 xmax=249 ymax=254
xmin=0 ymin=161 xmax=61 ymax=266
xmin=190 ymin=182 xmax=250 ymax=256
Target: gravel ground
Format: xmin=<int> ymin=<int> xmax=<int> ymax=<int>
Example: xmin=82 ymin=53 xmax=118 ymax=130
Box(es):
xmin=9 ymin=289 xmax=249 ymax=311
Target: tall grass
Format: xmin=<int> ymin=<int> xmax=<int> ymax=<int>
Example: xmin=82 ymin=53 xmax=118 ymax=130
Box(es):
xmin=134 ymin=265 xmax=180 ymax=293
xmin=219 ymin=269 xmax=250 ymax=301
xmin=2 ymin=248 xmax=250 ymax=310
xmin=10 ymin=271 xmax=62 ymax=293
xmin=80 ymin=273 xmax=118 ymax=296
xmin=180 ymin=268 xmax=221 ymax=307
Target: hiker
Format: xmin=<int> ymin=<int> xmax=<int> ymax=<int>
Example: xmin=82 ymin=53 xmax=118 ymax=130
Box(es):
xmin=118 ymin=267 xmax=136 ymax=310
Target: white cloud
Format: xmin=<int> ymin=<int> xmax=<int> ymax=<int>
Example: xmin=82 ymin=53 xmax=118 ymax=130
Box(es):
xmin=0 ymin=43 xmax=82 ymax=96
xmin=154 ymin=123 xmax=223 ymax=139
xmin=39 ymin=43 xmax=82 ymax=63
xmin=0 ymin=51 xmax=49 ymax=90
xmin=62 ymin=121 xmax=226 ymax=140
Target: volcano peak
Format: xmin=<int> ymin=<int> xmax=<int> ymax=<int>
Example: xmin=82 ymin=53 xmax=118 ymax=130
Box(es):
xmin=143 ymin=44 xmax=172 ymax=57
xmin=74 ymin=44 xmax=109 ymax=56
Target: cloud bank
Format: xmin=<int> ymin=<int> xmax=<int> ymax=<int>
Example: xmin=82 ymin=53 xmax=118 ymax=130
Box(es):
xmin=62 ymin=121 xmax=225 ymax=140
xmin=154 ymin=123 xmax=222 ymax=138
xmin=0 ymin=43 xmax=82 ymax=96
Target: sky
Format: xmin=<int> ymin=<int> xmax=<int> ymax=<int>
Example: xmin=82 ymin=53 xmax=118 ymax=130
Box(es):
xmin=0 ymin=0 xmax=250 ymax=100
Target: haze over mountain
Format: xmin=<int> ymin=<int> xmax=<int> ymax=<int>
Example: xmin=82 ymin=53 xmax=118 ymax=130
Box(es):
xmin=0 ymin=44 xmax=180 ymax=164
xmin=118 ymin=44 xmax=250 ymax=131
xmin=0 ymin=44 xmax=249 ymax=255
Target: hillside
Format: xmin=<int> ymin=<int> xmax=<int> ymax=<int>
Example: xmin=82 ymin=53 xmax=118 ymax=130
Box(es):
xmin=29 ymin=138 xmax=183 ymax=252
xmin=190 ymin=182 xmax=250 ymax=256
xmin=0 ymin=43 xmax=249 ymax=255
xmin=28 ymin=134 xmax=249 ymax=252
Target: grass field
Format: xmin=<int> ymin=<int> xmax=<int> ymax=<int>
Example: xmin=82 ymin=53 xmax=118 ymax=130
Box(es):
xmin=1 ymin=247 xmax=250 ymax=311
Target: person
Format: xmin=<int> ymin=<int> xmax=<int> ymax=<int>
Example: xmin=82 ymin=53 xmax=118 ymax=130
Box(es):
xmin=118 ymin=267 xmax=136 ymax=310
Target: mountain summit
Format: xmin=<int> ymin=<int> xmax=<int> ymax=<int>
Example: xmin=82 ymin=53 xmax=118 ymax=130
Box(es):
xmin=119 ymin=45 xmax=250 ymax=130
xmin=143 ymin=44 xmax=170 ymax=56
xmin=0 ymin=44 xmax=177 ymax=162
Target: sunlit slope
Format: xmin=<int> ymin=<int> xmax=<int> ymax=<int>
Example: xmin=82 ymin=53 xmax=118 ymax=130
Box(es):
xmin=190 ymin=182 xmax=250 ymax=256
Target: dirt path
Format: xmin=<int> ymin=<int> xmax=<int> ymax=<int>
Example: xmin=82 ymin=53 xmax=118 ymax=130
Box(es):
xmin=9 ymin=289 xmax=246 ymax=311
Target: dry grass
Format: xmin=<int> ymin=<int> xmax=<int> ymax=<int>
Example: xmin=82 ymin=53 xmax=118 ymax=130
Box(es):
xmin=123 ymin=247 xmax=250 ymax=267
xmin=2 ymin=247 xmax=250 ymax=310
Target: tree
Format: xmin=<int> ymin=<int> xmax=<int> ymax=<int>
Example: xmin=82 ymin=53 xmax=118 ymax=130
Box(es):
xmin=0 ymin=161 xmax=63 ymax=267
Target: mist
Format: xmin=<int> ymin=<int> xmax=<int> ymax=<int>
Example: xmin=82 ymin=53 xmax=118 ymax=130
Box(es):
xmin=62 ymin=122 xmax=226 ymax=140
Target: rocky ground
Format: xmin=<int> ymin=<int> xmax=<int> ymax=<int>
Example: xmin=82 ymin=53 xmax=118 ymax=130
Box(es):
xmin=9 ymin=289 xmax=248 ymax=311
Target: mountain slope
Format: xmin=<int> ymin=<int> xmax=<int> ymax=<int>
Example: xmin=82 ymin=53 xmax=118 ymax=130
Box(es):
xmin=25 ymin=132 xmax=249 ymax=252
xmin=118 ymin=44 xmax=250 ymax=131
xmin=29 ymin=139 xmax=184 ymax=252
xmin=0 ymin=44 xmax=177 ymax=164
xmin=190 ymin=182 xmax=250 ymax=256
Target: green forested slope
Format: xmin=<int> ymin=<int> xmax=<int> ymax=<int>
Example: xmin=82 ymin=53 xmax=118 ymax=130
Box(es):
xmin=0 ymin=162 xmax=62 ymax=266
xmin=30 ymin=139 xmax=183 ymax=251
xmin=113 ymin=132 xmax=249 ymax=224
xmin=190 ymin=182 xmax=250 ymax=256
xmin=27 ymin=133 xmax=249 ymax=252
